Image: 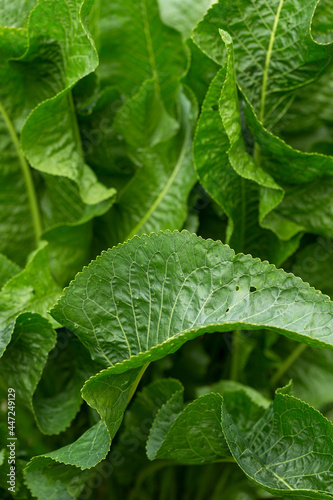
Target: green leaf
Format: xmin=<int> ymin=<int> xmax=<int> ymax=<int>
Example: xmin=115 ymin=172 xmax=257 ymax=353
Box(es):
xmin=114 ymin=79 xmax=179 ymax=148
xmin=198 ymin=380 xmax=270 ymax=433
xmin=147 ymin=392 xmax=230 ymax=464
xmin=0 ymin=254 xmax=20 ymax=290
xmin=274 ymin=337 xmax=333 ymax=409
xmin=98 ymin=88 xmax=198 ymax=246
xmin=49 ymin=230 xmax=333 ymax=469
xmin=292 ymin=237 xmax=333 ymax=300
xmin=147 ymin=381 xmax=271 ymax=465
xmin=0 ymin=242 xmax=61 ymax=357
xmin=25 ymin=465 xmax=90 ymax=500
xmin=0 ymin=0 xmax=116 ymax=267
xmin=158 ymin=0 xmax=216 ymax=40
xmin=25 ymin=421 xmax=110 ymax=472
xmin=97 ymin=0 xmax=188 ymax=110
xmin=31 ymin=334 xmax=95 ymax=435
xmin=114 ymin=378 xmax=184 ymax=484
xmin=20 ymin=0 xmax=116 ymax=207
xmin=222 ymin=388 xmax=333 ymax=498
xmin=193 ymin=0 xmax=333 ymax=128
xmin=193 ymin=61 xmax=289 ymax=255
xmin=243 ymin=90 xmax=333 ymax=240
xmin=0 ymin=313 xmax=56 ymax=420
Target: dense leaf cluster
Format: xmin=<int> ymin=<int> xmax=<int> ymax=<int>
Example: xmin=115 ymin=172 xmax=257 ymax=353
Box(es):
xmin=1 ymin=0 xmax=333 ymax=498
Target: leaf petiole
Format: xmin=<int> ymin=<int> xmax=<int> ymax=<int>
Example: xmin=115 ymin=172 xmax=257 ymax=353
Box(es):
xmin=0 ymin=101 xmax=42 ymax=244
xmin=271 ymin=342 xmax=307 ymax=387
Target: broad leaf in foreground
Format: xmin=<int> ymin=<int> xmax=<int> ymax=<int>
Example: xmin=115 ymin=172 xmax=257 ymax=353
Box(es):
xmin=47 ymin=230 xmax=333 ymax=472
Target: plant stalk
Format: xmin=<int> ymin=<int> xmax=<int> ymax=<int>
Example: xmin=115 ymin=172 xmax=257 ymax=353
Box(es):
xmin=127 ymin=362 xmax=150 ymax=404
xmin=0 ymin=101 xmax=42 ymax=244
xmin=271 ymin=343 xmax=307 ymax=387
xmin=230 ymin=330 xmax=241 ymax=381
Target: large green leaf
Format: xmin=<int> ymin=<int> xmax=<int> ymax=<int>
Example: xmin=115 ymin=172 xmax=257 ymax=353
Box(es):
xmin=147 ymin=381 xmax=269 ymax=464
xmin=194 ymin=26 xmax=333 ymax=245
xmin=48 ymin=230 xmax=333 ymax=470
xmin=193 ymin=0 xmax=333 ymax=128
xmin=223 ymin=387 xmax=333 ymax=498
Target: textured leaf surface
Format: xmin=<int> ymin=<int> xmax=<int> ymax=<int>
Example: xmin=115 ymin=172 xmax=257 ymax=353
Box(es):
xmin=0 ymin=243 xmax=61 ymax=357
xmin=223 ymin=389 xmax=333 ymax=498
xmin=98 ymin=89 xmax=198 ymax=246
xmin=147 ymin=392 xmax=229 ymax=464
xmin=158 ymin=0 xmax=216 ymax=39
xmin=148 ymin=381 xmax=271 ymax=465
xmin=20 ymin=0 xmax=116 ymax=207
xmin=193 ymin=0 xmax=333 ymax=127
xmin=0 ymin=254 xmax=20 ymax=290
xmin=97 ymin=0 xmax=188 ymax=109
xmin=0 ymin=313 xmax=56 ymax=418
xmin=52 ymin=230 xmax=333 ymax=367
xmin=195 ymin=26 xmax=333 ymax=244
xmin=50 ymin=230 xmax=333 ymax=470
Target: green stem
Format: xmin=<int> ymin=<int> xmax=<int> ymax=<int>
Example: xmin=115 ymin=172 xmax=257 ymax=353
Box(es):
xmin=68 ymin=91 xmax=85 ymax=159
xmin=213 ymin=457 xmax=235 ymax=463
xmin=259 ymin=0 xmax=284 ymax=125
xmin=255 ymin=0 xmax=284 ymax=164
xmin=0 ymin=101 xmax=42 ymax=244
xmin=271 ymin=343 xmax=307 ymax=387
xmin=128 ymin=460 xmax=172 ymax=500
xmin=230 ymin=330 xmax=241 ymax=381
xmin=211 ymin=464 xmax=232 ymax=499
xmin=127 ymin=362 xmax=150 ymax=404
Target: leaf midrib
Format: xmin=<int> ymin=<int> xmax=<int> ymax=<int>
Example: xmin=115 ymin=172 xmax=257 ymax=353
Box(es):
xmin=260 ymin=0 xmax=284 ymax=124
xmin=141 ymin=0 xmax=159 ymax=91
xmin=0 ymin=100 xmax=42 ymax=243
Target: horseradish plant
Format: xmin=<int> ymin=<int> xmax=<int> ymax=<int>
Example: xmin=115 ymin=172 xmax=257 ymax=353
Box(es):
xmin=1 ymin=0 xmax=333 ymax=498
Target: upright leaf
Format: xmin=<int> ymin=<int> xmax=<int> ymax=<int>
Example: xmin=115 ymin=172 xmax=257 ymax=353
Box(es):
xmin=97 ymin=0 xmax=188 ymax=112
xmin=97 ymin=89 xmax=198 ymax=246
xmin=193 ymin=0 xmax=333 ymax=128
